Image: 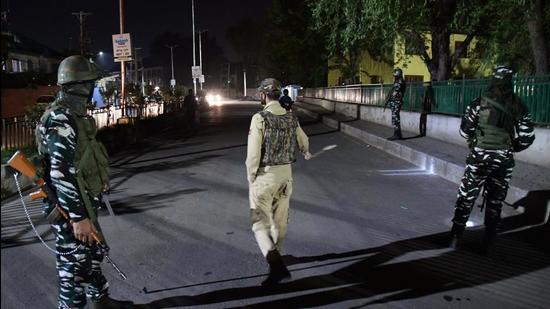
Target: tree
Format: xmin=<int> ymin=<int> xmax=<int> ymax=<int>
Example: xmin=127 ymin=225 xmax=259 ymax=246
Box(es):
xmin=524 ymin=0 xmax=549 ymax=74
xmin=312 ymin=0 xmax=494 ymax=81
xmin=264 ymin=0 xmax=328 ymax=87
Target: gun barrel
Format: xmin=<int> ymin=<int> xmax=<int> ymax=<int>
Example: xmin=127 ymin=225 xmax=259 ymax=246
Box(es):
xmin=105 ymin=255 xmax=128 ymax=280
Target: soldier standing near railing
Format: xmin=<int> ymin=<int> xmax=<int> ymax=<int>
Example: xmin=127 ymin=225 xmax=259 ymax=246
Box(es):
xmin=385 ymin=68 xmax=406 ymax=140
xmin=448 ymin=65 xmax=536 ymax=255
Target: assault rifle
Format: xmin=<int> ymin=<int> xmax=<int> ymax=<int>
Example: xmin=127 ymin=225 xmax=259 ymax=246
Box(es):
xmin=8 ymin=151 xmax=127 ymax=280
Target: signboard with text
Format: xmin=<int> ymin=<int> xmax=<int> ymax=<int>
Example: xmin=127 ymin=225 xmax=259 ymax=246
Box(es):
xmin=199 ymin=74 xmax=205 ymax=83
xmin=112 ymin=33 xmax=133 ymax=61
xmin=191 ymin=66 xmax=202 ymax=78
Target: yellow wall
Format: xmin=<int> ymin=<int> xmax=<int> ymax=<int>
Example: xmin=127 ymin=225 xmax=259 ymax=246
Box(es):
xmin=327 ymin=50 xmax=393 ymax=87
xmin=328 ymin=33 xmax=492 ymax=85
xmin=394 ymin=33 xmax=492 ymax=81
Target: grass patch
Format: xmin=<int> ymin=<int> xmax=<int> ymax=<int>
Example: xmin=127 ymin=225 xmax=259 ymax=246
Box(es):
xmin=1 ymin=146 xmax=37 ymax=164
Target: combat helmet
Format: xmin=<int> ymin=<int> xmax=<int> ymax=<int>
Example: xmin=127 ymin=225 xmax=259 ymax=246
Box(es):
xmin=258 ymin=78 xmax=282 ymax=93
xmin=57 ymin=55 xmax=103 ymax=85
xmin=393 ymin=68 xmax=403 ymax=77
xmin=492 ymin=65 xmax=514 ymax=81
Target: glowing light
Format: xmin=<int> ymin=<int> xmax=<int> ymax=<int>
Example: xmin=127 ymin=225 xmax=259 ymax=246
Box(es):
xmin=466 ymin=221 xmax=475 ymax=227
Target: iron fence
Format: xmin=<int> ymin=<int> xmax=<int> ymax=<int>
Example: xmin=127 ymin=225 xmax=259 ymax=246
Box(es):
xmin=2 ymin=101 xmax=173 ymax=150
xmin=304 ymin=75 xmax=550 ymax=124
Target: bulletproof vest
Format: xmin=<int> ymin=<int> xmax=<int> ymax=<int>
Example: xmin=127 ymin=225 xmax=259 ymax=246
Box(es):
xmin=36 ymin=99 xmax=110 ymax=198
xmin=475 ymin=95 xmax=516 ymax=150
xmin=259 ymin=111 xmax=299 ymax=166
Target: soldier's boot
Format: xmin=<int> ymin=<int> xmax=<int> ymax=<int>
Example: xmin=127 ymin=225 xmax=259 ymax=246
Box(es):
xmin=387 ymin=129 xmax=402 ymax=140
xmin=261 ymin=249 xmax=291 ymax=286
xmin=481 ymin=221 xmax=499 ymax=256
xmin=91 ymin=294 xmax=133 ymax=309
xmin=448 ymin=223 xmax=465 ymax=249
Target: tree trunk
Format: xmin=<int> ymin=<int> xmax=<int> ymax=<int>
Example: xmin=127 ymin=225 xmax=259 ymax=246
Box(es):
xmin=527 ymin=0 xmax=549 ymax=75
xmin=430 ymin=30 xmax=452 ymax=81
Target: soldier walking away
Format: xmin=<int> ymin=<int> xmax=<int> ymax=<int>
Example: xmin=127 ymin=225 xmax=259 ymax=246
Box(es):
xmin=36 ymin=55 xmax=133 ymax=309
xmin=279 ymin=88 xmax=294 ymax=111
xmin=246 ymin=78 xmax=312 ymax=286
xmin=448 ymin=65 xmax=535 ymax=254
xmin=385 ymin=68 xmax=406 ymax=140
xmin=184 ymin=88 xmax=198 ymax=130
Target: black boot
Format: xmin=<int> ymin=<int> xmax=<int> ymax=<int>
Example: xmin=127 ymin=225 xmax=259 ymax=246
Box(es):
xmin=387 ymin=129 xmax=402 ymax=140
xmin=481 ymin=224 xmax=498 ymax=256
xmin=448 ymin=223 xmax=465 ymax=249
xmin=91 ymin=294 xmax=134 ymax=309
xmin=261 ymin=249 xmax=291 ymax=286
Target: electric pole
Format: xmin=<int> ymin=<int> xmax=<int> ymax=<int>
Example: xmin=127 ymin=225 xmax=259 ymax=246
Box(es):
xmin=119 ymin=0 xmax=126 ymax=118
xmin=191 ymin=0 xmax=197 ymax=94
xmin=72 ymin=11 xmax=92 ymax=55
xmin=198 ymin=29 xmax=208 ymax=90
xmin=166 ymin=45 xmax=177 ymax=89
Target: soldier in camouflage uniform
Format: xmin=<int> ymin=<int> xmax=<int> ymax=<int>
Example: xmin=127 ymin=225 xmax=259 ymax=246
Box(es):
xmin=386 ymin=68 xmax=406 ymax=140
xmin=449 ymin=65 xmax=535 ymax=253
xmin=36 ymin=55 xmax=132 ymax=309
xmin=246 ymin=78 xmax=312 ymax=286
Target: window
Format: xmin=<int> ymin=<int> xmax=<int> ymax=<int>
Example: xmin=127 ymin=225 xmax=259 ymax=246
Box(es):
xmin=455 ymin=41 xmax=469 ymax=58
xmin=405 ymin=75 xmax=424 ymax=83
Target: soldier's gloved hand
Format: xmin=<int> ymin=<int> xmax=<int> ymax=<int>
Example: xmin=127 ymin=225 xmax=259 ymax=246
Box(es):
xmin=73 ymin=218 xmax=97 ymax=246
xmin=303 ymin=152 xmax=312 ymax=160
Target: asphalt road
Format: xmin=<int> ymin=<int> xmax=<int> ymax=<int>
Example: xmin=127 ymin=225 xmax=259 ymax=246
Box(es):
xmin=2 ymin=100 xmax=549 ymax=308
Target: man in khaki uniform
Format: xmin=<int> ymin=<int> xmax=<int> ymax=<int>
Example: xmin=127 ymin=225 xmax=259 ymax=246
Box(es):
xmin=246 ymin=78 xmax=311 ymax=286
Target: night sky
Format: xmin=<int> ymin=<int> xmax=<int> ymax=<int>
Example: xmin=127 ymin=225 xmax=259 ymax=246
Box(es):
xmin=1 ymin=0 xmax=272 ymax=62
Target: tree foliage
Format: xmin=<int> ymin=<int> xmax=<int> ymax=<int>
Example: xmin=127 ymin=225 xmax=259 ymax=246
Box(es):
xmin=264 ymin=0 xmax=328 ymax=87
xmin=312 ymin=0 xmax=549 ymax=80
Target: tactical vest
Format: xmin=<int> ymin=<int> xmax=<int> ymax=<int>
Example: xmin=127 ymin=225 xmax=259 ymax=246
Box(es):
xmin=36 ymin=99 xmax=110 ymax=198
xmin=259 ymin=111 xmax=299 ymax=166
xmin=475 ymin=95 xmax=515 ymax=150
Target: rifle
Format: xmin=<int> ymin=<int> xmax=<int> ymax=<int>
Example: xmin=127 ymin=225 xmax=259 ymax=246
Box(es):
xmin=8 ymin=151 xmax=127 ymax=280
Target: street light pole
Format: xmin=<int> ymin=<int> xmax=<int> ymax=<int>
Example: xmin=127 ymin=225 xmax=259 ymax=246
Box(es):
xmin=243 ymin=69 xmax=247 ymax=97
xmin=197 ymin=29 xmax=208 ymax=90
xmin=119 ymin=0 xmax=126 ymax=117
xmin=166 ymin=45 xmax=177 ymax=89
xmin=191 ymin=0 xmax=197 ymax=94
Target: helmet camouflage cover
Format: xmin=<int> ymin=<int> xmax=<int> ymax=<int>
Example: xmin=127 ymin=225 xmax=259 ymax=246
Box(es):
xmin=57 ymin=55 xmax=103 ymax=85
xmin=492 ymin=65 xmax=514 ymax=80
xmin=258 ymin=78 xmax=282 ymax=93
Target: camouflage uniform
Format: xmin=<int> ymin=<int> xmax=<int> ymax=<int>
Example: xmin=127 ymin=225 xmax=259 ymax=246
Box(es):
xmin=387 ymin=68 xmax=406 ymax=140
xmin=450 ymin=66 xmax=535 ymax=249
xmin=35 ymin=55 xmax=122 ymax=309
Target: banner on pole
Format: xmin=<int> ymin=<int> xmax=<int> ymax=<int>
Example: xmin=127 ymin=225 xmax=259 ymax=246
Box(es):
xmin=191 ymin=66 xmax=202 ymax=78
xmin=112 ymin=33 xmax=133 ymax=61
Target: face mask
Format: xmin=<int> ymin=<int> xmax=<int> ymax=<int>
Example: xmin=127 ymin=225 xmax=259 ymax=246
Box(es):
xmin=65 ymin=81 xmax=95 ymax=100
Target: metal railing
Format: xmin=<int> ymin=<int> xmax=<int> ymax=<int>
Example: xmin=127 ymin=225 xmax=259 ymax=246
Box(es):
xmin=304 ymin=75 xmax=550 ymax=124
xmin=2 ymin=101 xmax=174 ymax=150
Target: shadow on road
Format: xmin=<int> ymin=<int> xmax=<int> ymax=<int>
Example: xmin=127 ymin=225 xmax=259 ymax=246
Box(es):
xmin=135 ymin=200 xmax=549 ymax=308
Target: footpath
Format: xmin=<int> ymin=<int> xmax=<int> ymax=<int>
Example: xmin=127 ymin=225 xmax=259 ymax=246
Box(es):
xmin=294 ymin=98 xmax=550 ymax=208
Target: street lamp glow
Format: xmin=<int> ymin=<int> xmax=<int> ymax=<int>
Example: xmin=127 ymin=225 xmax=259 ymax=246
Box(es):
xmin=98 ymin=51 xmax=104 ymax=56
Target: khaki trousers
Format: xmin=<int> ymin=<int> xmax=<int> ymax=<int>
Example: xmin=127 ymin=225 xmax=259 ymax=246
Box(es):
xmin=249 ymin=165 xmax=293 ymax=257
